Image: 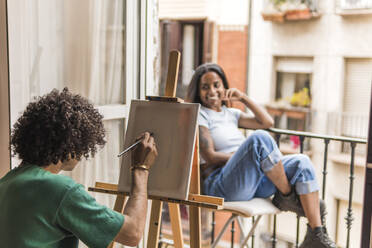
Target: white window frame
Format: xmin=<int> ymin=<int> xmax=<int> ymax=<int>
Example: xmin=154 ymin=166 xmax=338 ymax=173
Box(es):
xmin=98 ymin=0 xmax=155 ymax=120
xmin=0 ymin=0 xmax=10 ymax=177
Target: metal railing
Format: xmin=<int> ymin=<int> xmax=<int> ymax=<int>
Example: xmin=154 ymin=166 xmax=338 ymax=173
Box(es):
xmin=209 ymin=127 xmax=367 ymax=248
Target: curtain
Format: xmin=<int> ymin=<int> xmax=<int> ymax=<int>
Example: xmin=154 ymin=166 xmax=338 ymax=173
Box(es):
xmin=61 ymin=0 xmax=125 ymax=209
xmin=8 ymin=1 xmax=126 ymax=246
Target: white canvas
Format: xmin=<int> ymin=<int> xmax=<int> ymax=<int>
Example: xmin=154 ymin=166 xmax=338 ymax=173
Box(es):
xmin=118 ymin=100 xmax=199 ymax=200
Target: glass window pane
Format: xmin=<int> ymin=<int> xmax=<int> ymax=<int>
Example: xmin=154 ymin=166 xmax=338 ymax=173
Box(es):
xmin=8 ymin=0 xmax=125 ymax=118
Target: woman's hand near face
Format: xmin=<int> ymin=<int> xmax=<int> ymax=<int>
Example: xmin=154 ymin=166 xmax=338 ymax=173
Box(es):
xmin=224 ymin=88 xmax=245 ymax=102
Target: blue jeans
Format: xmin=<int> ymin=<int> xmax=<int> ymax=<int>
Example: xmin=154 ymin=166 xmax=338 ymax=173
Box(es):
xmin=203 ymin=130 xmax=319 ymax=201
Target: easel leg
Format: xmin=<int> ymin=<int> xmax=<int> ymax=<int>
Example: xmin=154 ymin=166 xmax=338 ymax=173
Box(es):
xmin=108 ymin=195 xmax=127 ymax=248
xmin=113 ymin=195 xmax=126 ymax=213
xmin=147 ymin=200 xmax=163 ymax=248
xmin=168 ymin=203 xmax=184 ymax=248
xmin=189 ymin=206 xmax=201 ymax=248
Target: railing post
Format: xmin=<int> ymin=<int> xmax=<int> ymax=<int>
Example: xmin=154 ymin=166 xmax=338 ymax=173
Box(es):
xmin=299 ymin=135 xmax=305 ymax=154
xmin=294 ymin=135 xmax=306 ymax=248
xmin=231 ymin=220 xmax=235 ymax=248
xmin=271 ymin=133 xmax=281 ymax=248
xmin=211 ymin=211 xmax=215 ymax=244
xmin=322 ymin=139 xmax=330 ymax=200
xmin=345 ymin=142 xmax=356 ymax=248
xmin=295 ymin=216 xmax=300 ymax=248
xmin=272 ymin=215 xmax=277 ymax=248
xmin=251 ymin=216 xmax=255 ymax=248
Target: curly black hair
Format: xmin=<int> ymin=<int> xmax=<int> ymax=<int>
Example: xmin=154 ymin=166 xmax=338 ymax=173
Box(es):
xmin=11 ymin=88 xmax=106 ymax=166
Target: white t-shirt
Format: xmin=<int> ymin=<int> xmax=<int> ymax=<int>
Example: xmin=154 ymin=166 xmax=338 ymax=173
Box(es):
xmin=198 ymin=105 xmax=246 ymax=163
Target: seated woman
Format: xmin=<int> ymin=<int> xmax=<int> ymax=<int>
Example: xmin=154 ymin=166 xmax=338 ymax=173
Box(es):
xmin=186 ymin=63 xmax=335 ymax=248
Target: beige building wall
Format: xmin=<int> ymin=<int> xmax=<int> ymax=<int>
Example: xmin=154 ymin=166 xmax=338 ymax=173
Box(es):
xmin=249 ymin=0 xmax=372 ymax=247
xmin=159 ymin=0 xmax=248 ymax=25
xmin=158 ymin=0 xmax=209 ymax=20
xmin=158 ymin=0 xmax=370 ymax=246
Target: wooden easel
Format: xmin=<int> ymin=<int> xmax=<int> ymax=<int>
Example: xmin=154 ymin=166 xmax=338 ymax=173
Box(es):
xmin=89 ymin=50 xmax=224 ymax=248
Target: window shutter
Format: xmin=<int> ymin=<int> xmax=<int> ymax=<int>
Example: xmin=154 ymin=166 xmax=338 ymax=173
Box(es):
xmin=344 ymin=58 xmax=372 ymax=114
xmin=342 ymin=58 xmax=372 ymax=138
xmin=203 ymin=21 xmax=214 ymax=63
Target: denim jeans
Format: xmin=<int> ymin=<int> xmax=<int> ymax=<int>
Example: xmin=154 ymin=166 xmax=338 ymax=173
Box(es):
xmin=203 ymin=130 xmax=319 ymax=201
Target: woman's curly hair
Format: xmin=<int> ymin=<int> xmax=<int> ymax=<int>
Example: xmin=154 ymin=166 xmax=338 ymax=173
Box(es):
xmin=11 ymin=88 xmax=106 ymax=166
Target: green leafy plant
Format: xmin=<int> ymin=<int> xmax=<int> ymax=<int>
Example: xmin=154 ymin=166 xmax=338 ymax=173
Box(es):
xmin=270 ymin=0 xmax=287 ymax=6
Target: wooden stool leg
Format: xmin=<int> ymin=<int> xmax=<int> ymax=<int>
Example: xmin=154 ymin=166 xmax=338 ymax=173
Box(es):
xmin=147 ymin=200 xmax=163 ymax=248
xmin=168 ymin=203 xmax=184 ymax=248
xmin=189 ymin=206 xmax=201 ymax=248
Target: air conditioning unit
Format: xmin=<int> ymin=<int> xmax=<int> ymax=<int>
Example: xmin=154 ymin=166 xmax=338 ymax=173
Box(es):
xmin=340 ymin=0 xmax=372 ymax=10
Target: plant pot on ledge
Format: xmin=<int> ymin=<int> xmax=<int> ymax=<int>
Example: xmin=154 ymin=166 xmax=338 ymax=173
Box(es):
xmin=262 ymin=8 xmax=320 ymax=23
xmin=261 ymin=12 xmax=285 ymax=23
xmin=285 ymin=8 xmax=312 ymax=20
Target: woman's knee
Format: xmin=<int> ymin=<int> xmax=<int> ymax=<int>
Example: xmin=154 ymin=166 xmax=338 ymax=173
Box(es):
xmin=242 ymin=130 xmax=281 ymax=170
xmin=293 ymin=154 xmax=315 ymax=174
xmin=247 ymin=130 xmax=273 ymax=145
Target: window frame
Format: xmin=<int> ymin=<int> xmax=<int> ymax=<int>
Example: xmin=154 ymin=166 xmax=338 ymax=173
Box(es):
xmin=0 ymin=0 xmax=10 ymax=177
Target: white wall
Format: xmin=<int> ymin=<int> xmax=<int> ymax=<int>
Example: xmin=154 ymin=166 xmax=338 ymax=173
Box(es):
xmin=249 ymin=0 xmax=372 ymax=113
xmin=210 ymin=0 xmax=248 ymax=25
xmin=158 ymin=0 xmax=208 ymax=20
xmin=159 ymin=0 xmax=248 ymax=25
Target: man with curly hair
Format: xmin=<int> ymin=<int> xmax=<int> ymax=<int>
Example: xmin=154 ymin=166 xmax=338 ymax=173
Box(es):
xmin=0 ymin=88 xmax=158 ymax=247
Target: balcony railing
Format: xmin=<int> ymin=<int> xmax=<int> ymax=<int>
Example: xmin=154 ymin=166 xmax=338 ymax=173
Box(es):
xmin=327 ymin=112 xmax=368 ymax=139
xmin=208 ymin=127 xmax=367 ymax=248
xmin=327 ymin=112 xmax=369 ymax=155
xmin=156 ymin=126 xmax=367 ymax=247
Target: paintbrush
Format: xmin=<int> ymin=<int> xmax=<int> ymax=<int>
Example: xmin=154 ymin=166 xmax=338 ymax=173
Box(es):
xmin=117 ymin=132 xmax=154 ymax=157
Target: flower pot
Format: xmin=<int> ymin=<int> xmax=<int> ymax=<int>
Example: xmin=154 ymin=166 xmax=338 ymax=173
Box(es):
xmin=285 ymin=8 xmax=312 ymax=20
xmin=261 ymin=12 xmax=285 ymax=23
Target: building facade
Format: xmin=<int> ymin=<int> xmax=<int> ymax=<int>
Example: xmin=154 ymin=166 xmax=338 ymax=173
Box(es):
xmin=250 ymin=0 xmax=372 ymax=247
xmin=159 ymin=0 xmax=371 ymax=247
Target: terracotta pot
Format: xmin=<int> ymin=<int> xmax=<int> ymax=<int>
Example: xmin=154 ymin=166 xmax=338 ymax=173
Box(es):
xmin=261 ymin=12 xmax=285 ymax=23
xmin=285 ymin=8 xmax=312 ymax=20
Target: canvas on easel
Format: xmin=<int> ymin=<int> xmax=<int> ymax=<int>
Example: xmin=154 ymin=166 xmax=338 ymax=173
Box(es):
xmin=118 ymin=100 xmax=199 ymax=200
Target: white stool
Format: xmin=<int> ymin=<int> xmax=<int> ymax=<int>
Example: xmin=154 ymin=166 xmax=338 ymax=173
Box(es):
xmin=212 ymin=198 xmax=281 ymax=248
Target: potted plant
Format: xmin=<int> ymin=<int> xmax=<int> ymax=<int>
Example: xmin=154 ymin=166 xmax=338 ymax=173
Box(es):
xmin=283 ymin=2 xmax=312 ymax=20
xmin=262 ymin=0 xmax=314 ymax=22
xmin=261 ymin=0 xmax=286 ymax=22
